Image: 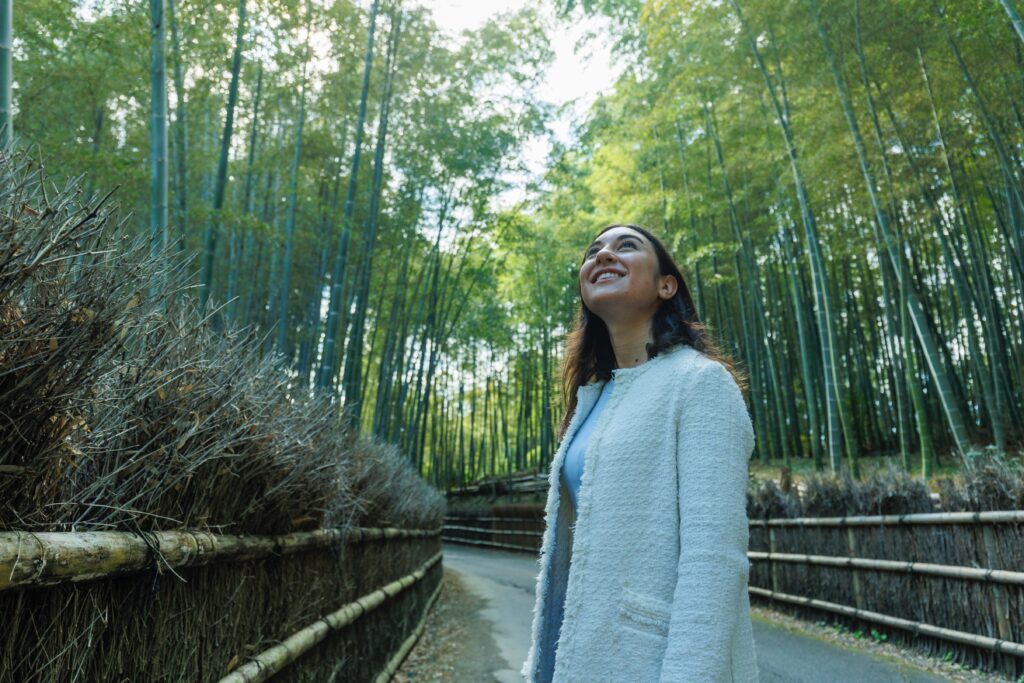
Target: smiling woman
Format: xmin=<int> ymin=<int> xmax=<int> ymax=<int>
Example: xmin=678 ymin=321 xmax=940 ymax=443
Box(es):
xmin=521 ymin=223 xmax=759 ymax=683
xmin=561 ymin=223 xmax=743 ymax=438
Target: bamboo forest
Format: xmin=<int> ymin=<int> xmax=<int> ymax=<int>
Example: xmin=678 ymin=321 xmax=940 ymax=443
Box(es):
xmin=3 ymin=0 xmax=1024 ymax=487
xmin=4 ymin=0 xmax=1024 ymax=680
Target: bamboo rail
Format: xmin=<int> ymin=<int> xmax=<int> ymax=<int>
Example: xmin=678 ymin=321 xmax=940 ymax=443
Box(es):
xmin=373 ymin=575 xmax=444 ymax=683
xmin=444 ymin=516 xmax=541 ymax=524
xmin=0 ymin=526 xmax=442 ymax=591
xmin=443 ymin=524 xmax=542 ymax=537
xmin=219 ymin=550 xmax=444 ymax=683
xmin=441 ymin=535 xmax=536 ymax=552
xmin=748 ymin=551 xmax=1024 ymax=585
xmin=448 ymin=509 xmax=1024 ymax=529
xmin=749 ymin=586 xmax=1024 ymax=657
xmin=749 ymin=510 xmax=1024 ymax=527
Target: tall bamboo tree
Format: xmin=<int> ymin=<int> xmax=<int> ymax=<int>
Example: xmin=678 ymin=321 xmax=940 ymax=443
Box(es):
xmin=343 ymin=5 xmax=402 ymax=425
xmin=0 ymin=0 xmax=12 ymax=146
xmin=277 ymin=4 xmax=313 ymax=358
xmin=199 ymin=0 xmax=246 ymax=310
xmin=167 ymin=0 xmax=187 ymax=252
xmin=150 ymin=0 xmax=169 ymax=265
xmin=317 ymin=0 xmax=380 ymax=395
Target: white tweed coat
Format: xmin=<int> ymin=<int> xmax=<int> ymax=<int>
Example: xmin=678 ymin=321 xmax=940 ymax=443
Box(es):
xmin=521 ymin=343 xmax=759 ymax=682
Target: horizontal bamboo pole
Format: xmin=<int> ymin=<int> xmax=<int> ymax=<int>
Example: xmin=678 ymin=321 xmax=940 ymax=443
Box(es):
xmin=749 ymin=510 xmax=1024 ymax=527
xmin=444 ymin=516 xmax=542 ymax=524
xmin=443 ymin=524 xmax=542 ymax=537
xmin=749 ymin=586 xmax=1024 ymax=657
xmin=442 ymin=535 xmax=536 ymax=553
xmin=373 ymin=573 xmax=444 ymax=683
xmin=449 ymin=510 xmax=1024 ymax=528
xmin=0 ymin=526 xmax=442 ymax=592
xmin=220 ymin=550 xmax=443 ymax=683
xmin=748 ymin=551 xmax=1024 ymax=585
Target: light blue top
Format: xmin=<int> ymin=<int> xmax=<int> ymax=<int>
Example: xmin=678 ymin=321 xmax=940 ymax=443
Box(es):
xmin=561 ymin=377 xmax=615 ymax=514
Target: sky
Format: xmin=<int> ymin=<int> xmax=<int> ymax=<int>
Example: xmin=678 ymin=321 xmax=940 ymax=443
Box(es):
xmin=417 ymin=0 xmax=623 ymax=205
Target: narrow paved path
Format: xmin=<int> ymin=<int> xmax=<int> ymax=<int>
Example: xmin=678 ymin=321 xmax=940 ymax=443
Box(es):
xmin=441 ymin=542 xmax=951 ymax=683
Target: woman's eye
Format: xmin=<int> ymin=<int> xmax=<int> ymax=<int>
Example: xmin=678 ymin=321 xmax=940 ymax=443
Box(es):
xmin=621 ymin=240 xmax=636 ymax=249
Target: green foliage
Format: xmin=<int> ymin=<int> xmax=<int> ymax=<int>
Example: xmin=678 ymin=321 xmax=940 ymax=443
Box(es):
xmin=8 ymin=0 xmax=1024 ymax=492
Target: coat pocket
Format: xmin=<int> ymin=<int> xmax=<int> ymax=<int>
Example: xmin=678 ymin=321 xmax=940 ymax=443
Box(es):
xmin=617 ymin=587 xmax=672 ymax=639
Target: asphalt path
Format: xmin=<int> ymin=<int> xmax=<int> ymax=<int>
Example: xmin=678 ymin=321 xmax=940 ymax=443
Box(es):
xmin=441 ymin=541 xmax=950 ymax=683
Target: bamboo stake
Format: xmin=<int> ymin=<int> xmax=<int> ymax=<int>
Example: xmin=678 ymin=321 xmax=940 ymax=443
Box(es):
xmin=220 ymin=550 xmax=443 ymax=683
xmin=749 ymin=510 xmax=1024 ymax=527
xmin=845 ymin=528 xmax=865 ymax=609
xmin=0 ymin=526 xmax=441 ymax=592
xmin=748 ymin=586 xmax=1024 ymax=657
xmin=747 ymin=551 xmax=1024 ymax=585
xmin=373 ymin=576 xmax=443 ymax=683
xmin=981 ymin=526 xmax=1014 ymax=640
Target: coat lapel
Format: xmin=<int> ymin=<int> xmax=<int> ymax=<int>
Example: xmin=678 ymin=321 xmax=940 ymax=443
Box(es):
xmin=533 ymin=379 xmax=605 ymax=682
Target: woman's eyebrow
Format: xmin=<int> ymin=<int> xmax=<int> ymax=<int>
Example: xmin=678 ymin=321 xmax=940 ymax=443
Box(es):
xmin=586 ymin=234 xmax=644 ymax=250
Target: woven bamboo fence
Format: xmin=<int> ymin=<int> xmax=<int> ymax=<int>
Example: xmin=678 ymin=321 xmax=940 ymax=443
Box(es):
xmin=443 ymin=468 xmax=1024 ymax=679
xmin=2 ymin=525 xmax=443 ymax=682
xmin=443 ymin=504 xmax=544 ymax=552
xmin=747 ymin=508 xmax=1024 ymax=678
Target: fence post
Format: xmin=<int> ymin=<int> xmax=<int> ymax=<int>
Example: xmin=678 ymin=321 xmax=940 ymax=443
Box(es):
xmin=846 ymin=527 xmax=864 ymax=610
xmin=768 ymin=527 xmax=780 ymax=593
xmin=982 ymin=526 xmax=1013 ymax=642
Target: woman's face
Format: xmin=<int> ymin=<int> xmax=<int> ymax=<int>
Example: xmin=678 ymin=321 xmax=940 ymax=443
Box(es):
xmin=579 ymin=226 xmax=676 ymax=324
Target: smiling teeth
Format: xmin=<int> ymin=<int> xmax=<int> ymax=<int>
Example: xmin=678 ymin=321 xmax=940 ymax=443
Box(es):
xmin=596 ymin=272 xmax=622 ymax=282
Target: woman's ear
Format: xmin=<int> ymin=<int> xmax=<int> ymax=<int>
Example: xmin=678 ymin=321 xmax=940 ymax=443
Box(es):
xmin=659 ymin=274 xmax=678 ymax=300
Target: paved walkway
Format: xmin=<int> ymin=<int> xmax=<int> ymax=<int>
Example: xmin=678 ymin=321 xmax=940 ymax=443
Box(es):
xmin=441 ymin=541 xmax=950 ymax=682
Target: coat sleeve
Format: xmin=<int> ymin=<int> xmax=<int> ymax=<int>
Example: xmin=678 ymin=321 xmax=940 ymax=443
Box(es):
xmin=658 ymin=359 xmax=755 ymax=683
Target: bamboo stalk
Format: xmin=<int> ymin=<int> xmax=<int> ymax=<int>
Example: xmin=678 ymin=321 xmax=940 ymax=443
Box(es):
xmin=749 ymin=510 xmax=1024 ymax=527
xmin=748 ymin=586 xmax=1024 ymax=657
xmin=748 ymin=551 xmax=1024 ymax=585
xmin=220 ymin=550 xmax=443 ymax=683
xmin=0 ymin=526 xmax=441 ymax=592
xmin=373 ymin=575 xmax=443 ymax=683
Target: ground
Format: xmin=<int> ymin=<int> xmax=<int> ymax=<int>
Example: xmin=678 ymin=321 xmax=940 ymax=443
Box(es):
xmin=394 ymin=567 xmax=508 ymax=682
xmin=748 ymin=604 xmax=1014 ymax=683
xmin=394 ymin=565 xmax=1015 ymax=683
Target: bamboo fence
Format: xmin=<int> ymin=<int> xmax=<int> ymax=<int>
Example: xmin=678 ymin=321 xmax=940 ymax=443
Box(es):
xmin=3 ymin=525 xmax=443 ymax=682
xmin=442 ymin=506 xmax=1024 ymax=677
xmin=373 ymin=575 xmax=444 ymax=683
xmin=219 ymin=550 xmax=443 ymax=683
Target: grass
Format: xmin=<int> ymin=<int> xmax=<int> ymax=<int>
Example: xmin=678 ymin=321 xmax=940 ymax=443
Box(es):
xmin=748 ymin=449 xmax=1020 ymax=491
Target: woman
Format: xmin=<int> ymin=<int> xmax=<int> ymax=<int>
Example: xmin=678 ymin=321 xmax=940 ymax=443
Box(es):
xmin=520 ymin=223 xmax=759 ymax=682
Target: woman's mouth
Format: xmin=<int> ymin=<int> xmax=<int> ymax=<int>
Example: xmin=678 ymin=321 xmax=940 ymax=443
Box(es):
xmin=593 ymin=271 xmax=625 ymax=283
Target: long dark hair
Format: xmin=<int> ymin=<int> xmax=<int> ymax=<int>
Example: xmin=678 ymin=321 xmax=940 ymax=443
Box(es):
xmin=556 ymin=223 xmax=745 ymax=441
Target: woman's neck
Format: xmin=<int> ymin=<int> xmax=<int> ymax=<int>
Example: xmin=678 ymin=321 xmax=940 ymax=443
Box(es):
xmin=606 ymin=318 xmax=655 ymax=370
